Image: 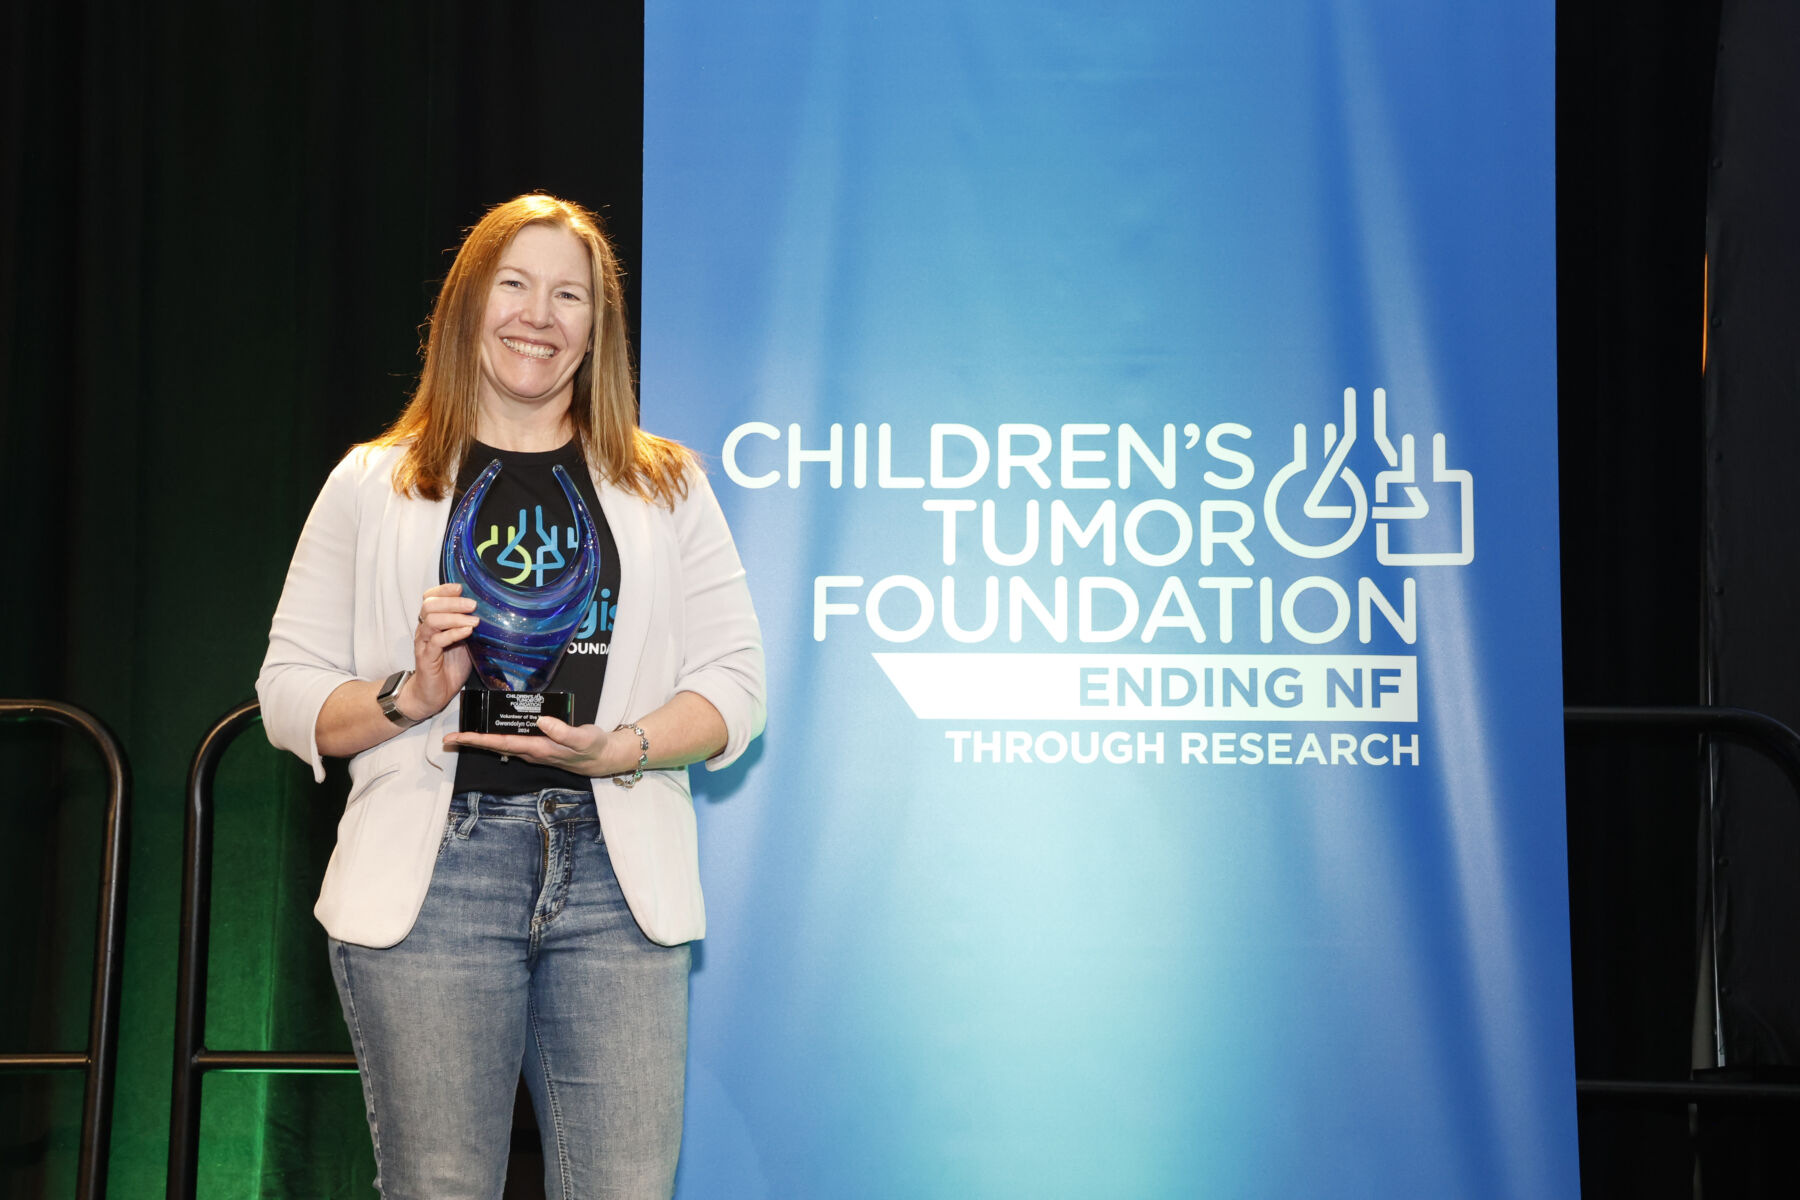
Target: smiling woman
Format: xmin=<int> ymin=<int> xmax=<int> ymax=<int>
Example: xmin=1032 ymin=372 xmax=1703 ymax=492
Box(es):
xmin=370 ymin=194 xmax=691 ymax=508
xmin=254 ymin=193 xmax=766 ymax=1198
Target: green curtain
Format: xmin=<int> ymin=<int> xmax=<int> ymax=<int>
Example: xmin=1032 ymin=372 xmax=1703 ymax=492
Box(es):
xmin=0 ymin=1 xmax=643 ymax=1193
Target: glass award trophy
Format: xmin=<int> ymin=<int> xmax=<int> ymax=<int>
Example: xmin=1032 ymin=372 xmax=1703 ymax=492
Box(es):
xmin=441 ymin=459 xmax=601 ymax=735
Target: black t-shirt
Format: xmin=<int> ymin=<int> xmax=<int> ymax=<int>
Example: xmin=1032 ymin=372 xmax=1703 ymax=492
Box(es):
xmin=448 ymin=438 xmax=622 ymax=796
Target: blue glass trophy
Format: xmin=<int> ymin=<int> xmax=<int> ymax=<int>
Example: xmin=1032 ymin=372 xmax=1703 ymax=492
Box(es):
xmin=441 ymin=459 xmax=601 ymax=735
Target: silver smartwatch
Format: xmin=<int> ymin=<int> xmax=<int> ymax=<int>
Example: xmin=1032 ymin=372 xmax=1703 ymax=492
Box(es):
xmin=376 ymin=669 xmax=422 ymax=729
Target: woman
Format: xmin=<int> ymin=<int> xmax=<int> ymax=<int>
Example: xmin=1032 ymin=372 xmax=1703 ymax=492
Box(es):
xmin=258 ymin=193 xmax=764 ymax=1199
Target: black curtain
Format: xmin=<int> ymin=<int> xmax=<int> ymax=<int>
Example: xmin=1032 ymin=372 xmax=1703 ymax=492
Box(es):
xmin=1 ymin=2 xmax=643 ymax=1194
xmin=1556 ymin=2 xmax=1720 ymax=1196
xmin=1561 ymin=0 xmax=1800 ymax=1196
xmin=1704 ymin=0 xmax=1800 ymax=1064
xmin=1694 ymin=0 xmax=1800 ymax=1193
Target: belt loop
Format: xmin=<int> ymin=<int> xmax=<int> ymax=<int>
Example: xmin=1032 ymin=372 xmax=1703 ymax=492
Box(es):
xmin=455 ymin=793 xmax=482 ymax=837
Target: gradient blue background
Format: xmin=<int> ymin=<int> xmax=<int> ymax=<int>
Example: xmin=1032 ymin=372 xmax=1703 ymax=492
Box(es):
xmin=644 ymin=3 xmax=1574 ymax=1196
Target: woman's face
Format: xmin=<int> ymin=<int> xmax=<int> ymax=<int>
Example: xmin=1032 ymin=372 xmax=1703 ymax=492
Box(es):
xmin=475 ymin=223 xmax=596 ymax=422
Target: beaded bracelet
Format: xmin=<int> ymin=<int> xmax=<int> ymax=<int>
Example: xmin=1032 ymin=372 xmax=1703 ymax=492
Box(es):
xmin=614 ymin=723 xmax=649 ymax=788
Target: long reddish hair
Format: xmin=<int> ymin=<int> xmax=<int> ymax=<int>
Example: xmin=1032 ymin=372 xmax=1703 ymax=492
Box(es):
xmin=373 ymin=193 xmax=692 ymax=506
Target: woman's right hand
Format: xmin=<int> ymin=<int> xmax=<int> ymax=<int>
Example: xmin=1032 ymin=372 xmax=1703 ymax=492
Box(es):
xmin=399 ymin=582 xmax=478 ymax=720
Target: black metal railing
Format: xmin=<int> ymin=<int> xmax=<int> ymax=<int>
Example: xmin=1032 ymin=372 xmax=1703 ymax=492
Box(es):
xmin=166 ymin=700 xmax=356 ymax=1200
xmin=0 ymin=699 xmax=131 ymax=1200
xmin=1566 ymin=704 xmax=1800 ymax=1108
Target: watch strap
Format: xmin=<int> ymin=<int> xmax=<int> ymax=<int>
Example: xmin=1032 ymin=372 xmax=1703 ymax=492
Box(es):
xmin=377 ymin=669 xmax=421 ymax=728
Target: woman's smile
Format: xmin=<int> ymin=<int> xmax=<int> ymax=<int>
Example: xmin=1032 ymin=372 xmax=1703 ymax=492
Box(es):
xmin=500 ymin=336 xmax=557 ymax=360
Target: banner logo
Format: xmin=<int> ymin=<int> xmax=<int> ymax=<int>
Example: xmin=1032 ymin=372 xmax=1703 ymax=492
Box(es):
xmin=724 ymin=387 xmax=1469 ymax=766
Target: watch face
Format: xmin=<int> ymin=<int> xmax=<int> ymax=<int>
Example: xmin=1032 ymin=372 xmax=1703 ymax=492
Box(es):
xmin=378 ymin=671 xmax=413 ymax=725
xmin=379 ymin=671 xmax=405 ymax=701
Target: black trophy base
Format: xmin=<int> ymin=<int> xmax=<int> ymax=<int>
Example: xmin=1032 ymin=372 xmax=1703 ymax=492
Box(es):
xmin=460 ymin=689 xmax=573 ymax=736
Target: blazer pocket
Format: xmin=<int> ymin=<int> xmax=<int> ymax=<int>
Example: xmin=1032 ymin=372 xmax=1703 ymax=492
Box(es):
xmin=343 ymin=734 xmax=408 ymax=809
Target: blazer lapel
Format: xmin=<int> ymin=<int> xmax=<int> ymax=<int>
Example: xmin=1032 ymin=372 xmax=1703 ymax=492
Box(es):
xmin=593 ymin=472 xmax=652 ymax=730
xmin=403 ymin=489 xmax=455 ymax=772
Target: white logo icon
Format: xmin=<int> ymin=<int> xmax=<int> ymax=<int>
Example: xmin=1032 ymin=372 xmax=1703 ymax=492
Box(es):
xmin=1263 ymin=388 xmax=1473 ymax=566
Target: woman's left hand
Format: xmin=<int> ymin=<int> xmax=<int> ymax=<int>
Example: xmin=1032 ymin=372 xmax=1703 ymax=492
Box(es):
xmin=445 ymin=717 xmax=623 ymax=776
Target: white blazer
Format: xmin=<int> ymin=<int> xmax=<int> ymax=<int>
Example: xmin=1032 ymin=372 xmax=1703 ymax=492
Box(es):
xmin=256 ymin=442 xmax=765 ymax=948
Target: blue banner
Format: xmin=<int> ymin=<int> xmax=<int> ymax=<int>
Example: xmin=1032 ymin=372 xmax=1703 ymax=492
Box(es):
xmin=645 ymin=3 xmax=1574 ymax=1196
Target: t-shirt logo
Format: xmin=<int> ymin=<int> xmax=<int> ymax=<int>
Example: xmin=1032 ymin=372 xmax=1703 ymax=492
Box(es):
xmin=477 ymin=505 xmax=615 ymax=642
xmin=478 ymin=504 xmax=577 ymax=586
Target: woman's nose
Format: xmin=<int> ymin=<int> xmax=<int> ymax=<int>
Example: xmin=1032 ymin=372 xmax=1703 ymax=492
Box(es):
xmin=524 ymin=294 xmax=553 ymax=325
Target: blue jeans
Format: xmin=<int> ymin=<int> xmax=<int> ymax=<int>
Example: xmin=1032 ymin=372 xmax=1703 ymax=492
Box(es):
xmin=329 ymin=789 xmax=691 ymax=1199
